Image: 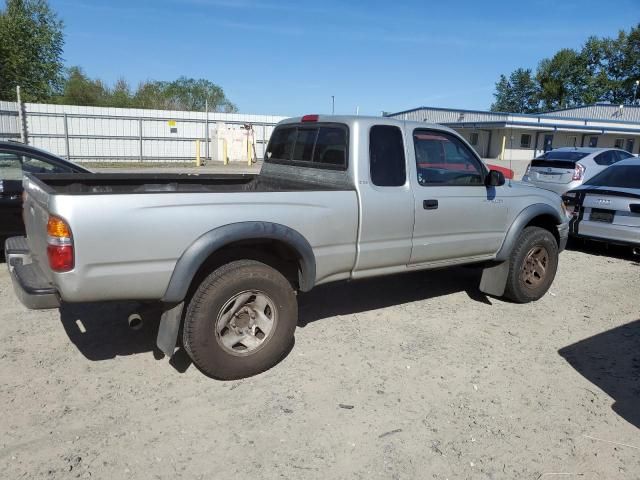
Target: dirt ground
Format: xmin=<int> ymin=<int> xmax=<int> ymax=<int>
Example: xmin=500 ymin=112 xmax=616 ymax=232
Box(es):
xmin=1 ymin=243 xmax=639 ymax=480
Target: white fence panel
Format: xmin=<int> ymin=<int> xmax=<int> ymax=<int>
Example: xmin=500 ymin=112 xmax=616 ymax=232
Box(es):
xmin=0 ymin=101 xmax=287 ymax=163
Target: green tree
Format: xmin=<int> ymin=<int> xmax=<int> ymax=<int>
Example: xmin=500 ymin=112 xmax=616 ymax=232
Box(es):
xmin=107 ymin=78 xmax=133 ymax=108
xmin=536 ymin=48 xmax=587 ymax=111
xmin=582 ymin=25 xmax=640 ymax=104
xmin=54 ymin=66 xmax=109 ymax=106
xmin=0 ymin=0 xmax=64 ymax=101
xmin=133 ymin=80 xmax=168 ymax=109
xmin=55 ymin=73 xmax=238 ymax=112
xmin=160 ymin=77 xmax=237 ymax=112
xmin=490 ymin=24 xmax=640 ymax=112
xmin=490 ymin=68 xmax=539 ymax=113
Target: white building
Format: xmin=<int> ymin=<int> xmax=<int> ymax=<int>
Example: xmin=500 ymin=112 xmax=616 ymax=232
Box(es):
xmin=388 ymin=103 xmax=640 ymax=161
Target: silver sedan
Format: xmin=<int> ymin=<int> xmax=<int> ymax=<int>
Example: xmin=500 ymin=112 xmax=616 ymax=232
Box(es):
xmin=563 ymin=158 xmax=640 ymax=253
xmin=522 ymin=147 xmax=635 ymax=195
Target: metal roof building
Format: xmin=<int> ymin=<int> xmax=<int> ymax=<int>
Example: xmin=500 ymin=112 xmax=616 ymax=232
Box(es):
xmin=388 ymin=103 xmax=640 ymax=162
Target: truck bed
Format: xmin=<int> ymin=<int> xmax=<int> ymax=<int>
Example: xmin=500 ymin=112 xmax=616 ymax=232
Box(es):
xmin=31 ymin=172 xmax=348 ymax=194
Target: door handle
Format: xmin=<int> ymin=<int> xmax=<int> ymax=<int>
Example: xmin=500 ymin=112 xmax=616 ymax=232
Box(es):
xmin=423 ymin=199 xmax=438 ymax=210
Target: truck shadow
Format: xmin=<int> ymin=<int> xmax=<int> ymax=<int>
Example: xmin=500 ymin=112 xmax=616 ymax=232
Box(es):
xmin=59 ymin=301 xmax=164 ymax=360
xmin=58 ymin=266 xmax=489 ymax=366
xmin=558 ymin=319 xmax=640 ymax=428
xmin=298 ymin=266 xmax=489 ymax=326
xmin=567 ymin=238 xmax=640 ymax=264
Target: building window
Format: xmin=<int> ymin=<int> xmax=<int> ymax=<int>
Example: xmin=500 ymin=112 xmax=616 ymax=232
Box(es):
xmin=626 ymin=139 xmax=635 ymax=153
xmin=520 ymin=134 xmax=531 ymax=148
xmin=369 ymin=125 xmax=406 ymax=187
xmin=614 ymin=138 xmax=624 ymax=149
xmin=589 ymin=136 xmax=599 ymax=147
xmin=469 ymin=132 xmax=479 ymax=146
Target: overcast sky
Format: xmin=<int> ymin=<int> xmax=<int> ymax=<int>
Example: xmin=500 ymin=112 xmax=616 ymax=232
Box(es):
xmin=52 ymin=0 xmax=639 ymax=115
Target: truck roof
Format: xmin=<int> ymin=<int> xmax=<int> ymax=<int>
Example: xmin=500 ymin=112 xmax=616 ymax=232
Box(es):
xmin=278 ymin=114 xmax=458 ymax=135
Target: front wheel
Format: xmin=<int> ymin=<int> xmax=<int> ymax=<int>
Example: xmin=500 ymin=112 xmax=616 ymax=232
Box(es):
xmin=183 ymin=259 xmax=297 ymax=379
xmin=503 ymin=226 xmax=559 ymax=303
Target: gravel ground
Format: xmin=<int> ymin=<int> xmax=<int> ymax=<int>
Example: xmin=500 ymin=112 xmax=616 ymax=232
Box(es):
xmin=1 ymin=243 xmax=639 ymax=479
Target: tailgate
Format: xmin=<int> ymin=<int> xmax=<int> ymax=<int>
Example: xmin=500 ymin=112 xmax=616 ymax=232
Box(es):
xmin=22 ymin=175 xmax=55 ymax=282
xmin=529 ymin=159 xmax=576 ymax=184
xmin=582 ymin=193 xmax=640 ymax=228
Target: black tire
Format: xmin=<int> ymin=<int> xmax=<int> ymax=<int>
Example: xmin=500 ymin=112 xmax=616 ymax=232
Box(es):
xmin=183 ymin=259 xmax=297 ymax=380
xmin=503 ymin=226 xmax=559 ymax=303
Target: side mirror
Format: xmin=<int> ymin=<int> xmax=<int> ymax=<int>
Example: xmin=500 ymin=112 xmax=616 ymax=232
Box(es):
xmin=485 ymin=169 xmax=505 ymax=187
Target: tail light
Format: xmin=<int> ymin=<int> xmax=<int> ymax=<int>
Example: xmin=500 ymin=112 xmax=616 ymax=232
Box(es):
xmin=572 ymin=163 xmax=585 ymax=181
xmin=562 ymin=193 xmax=577 ymax=216
xmin=46 ymin=216 xmax=74 ymax=272
xmin=301 ymin=114 xmax=319 ymax=122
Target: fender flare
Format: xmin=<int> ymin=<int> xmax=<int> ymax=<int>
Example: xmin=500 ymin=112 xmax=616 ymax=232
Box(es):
xmin=495 ymin=203 xmax=563 ymax=262
xmin=480 ymin=203 xmax=564 ymax=297
xmin=161 ymin=222 xmax=316 ymax=303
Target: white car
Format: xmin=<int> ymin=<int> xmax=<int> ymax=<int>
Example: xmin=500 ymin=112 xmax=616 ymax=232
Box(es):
xmin=522 ymin=147 xmax=635 ymax=195
xmin=564 ymin=158 xmax=640 ymax=254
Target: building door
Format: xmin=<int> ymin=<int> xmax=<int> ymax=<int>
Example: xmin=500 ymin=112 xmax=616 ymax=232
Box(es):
xmin=543 ymin=134 xmax=553 ymax=152
xmin=626 ymin=139 xmax=635 ymax=153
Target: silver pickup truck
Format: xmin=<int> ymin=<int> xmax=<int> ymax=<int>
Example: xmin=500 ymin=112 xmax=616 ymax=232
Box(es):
xmin=6 ymin=115 xmax=569 ymax=379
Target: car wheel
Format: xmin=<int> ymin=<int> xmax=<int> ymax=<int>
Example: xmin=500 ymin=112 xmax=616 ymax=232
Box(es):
xmin=183 ymin=259 xmax=297 ymax=379
xmin=503 ymin=226 xmax=559 ymax=303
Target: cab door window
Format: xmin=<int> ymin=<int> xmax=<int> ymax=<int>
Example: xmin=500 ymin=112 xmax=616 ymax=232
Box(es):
xmin=413 ymin=130 xmax=485 ymax=186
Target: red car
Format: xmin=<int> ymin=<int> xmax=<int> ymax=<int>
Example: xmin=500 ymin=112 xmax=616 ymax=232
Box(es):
xmin=414 ymin=133 xmax=514 ymax=179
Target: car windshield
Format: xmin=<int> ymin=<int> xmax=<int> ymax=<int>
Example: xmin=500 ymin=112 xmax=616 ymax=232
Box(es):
xmin=584 ymin=165 xmax=640 ymax=189
xmin=535 ymin=151 xmax=590 ymax=161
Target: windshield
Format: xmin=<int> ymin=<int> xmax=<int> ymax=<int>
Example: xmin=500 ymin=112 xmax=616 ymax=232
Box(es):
xmin=584 ymin=165 xmax=640 ymax=189
xmin=535 ymin=151 xmax=589 ymax=161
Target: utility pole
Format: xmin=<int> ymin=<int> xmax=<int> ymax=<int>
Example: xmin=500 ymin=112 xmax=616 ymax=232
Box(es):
xmin=634 ymin=80 xmax=640 ymax=105
xmin=331 ymin=95 xmax=335 ymax=115
xmin=205 ymin=98 xmax=209 ymax=163
xmin=16 ymin=86 xmax=28 ymax=144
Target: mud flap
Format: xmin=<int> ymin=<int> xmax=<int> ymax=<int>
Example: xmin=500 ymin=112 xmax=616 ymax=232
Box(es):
xmin=479 ymin=261 xmax=510 ymax=297
xmin=156 ymin=302 xmax=184 ymax=358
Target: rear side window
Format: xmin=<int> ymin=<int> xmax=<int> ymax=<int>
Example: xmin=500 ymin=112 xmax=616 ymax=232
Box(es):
xmin=292 ymin=128 xmax=317 ymax=162
xmin=0 ymin=151 xmax=72 ymax=180
xmin=535 ymin=151 xmax=589 ymax=161
xmin=267 ymin=127 xmax=296 ymax=161
xmin=369 ymin=125 xmax=406 ymax=187
xmin=594 ymin=150 xmax=617 ymax=166
xmin=0 ymin=152 xmax=23 ymax=180
xmin=615 ymin=150 xmax=634 ymax=161
xmin=265 ymin=124 xmax=347 ymax=169
xmin=585 ymin=165 xmax=640 ymax=189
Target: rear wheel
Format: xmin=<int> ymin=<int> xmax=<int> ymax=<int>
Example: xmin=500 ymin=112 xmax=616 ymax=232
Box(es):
xmin=183 ymin=260 xmax=297 ymax=379
xmin=503 ymin=226 xmax=559 ymax=303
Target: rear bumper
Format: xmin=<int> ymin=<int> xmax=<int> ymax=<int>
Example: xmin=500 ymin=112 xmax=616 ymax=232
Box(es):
xmin=5 ymin=236 xmax=60 ymax=310
xmin=570 ymin=213 xmax=640 ymax=246
xmin=571 ymin=229 xmax=640 ymax=248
